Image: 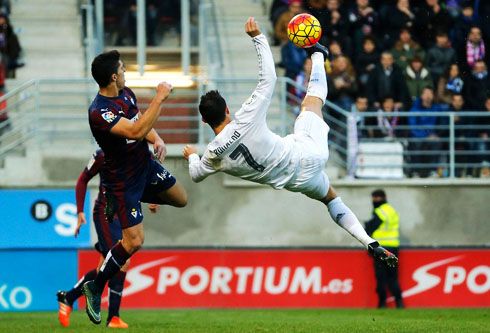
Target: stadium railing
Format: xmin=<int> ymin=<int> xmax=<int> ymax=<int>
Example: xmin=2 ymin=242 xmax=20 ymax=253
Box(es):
xmin=0 ymin=76 xmax=488 ymax=179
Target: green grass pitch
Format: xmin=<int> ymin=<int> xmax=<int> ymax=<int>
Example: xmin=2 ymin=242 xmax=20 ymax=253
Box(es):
xmin=0 ymin=309 xmax=489 ymax=332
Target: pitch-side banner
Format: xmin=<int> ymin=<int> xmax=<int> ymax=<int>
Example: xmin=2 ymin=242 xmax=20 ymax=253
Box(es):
xmin=78 ymin=249 xmax=490 ymax=308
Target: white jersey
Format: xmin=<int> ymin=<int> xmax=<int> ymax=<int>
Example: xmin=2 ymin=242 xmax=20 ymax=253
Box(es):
xmin=189 ymin=34 xmax=330 ymax=198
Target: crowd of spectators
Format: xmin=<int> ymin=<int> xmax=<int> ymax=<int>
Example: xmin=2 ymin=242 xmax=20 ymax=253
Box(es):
xmin=272 ymin=0 xmax=490 ymax=177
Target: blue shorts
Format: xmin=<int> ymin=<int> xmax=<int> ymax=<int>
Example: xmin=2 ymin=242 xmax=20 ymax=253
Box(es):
xmin=104 ymin=159 xmax=176 ymax=229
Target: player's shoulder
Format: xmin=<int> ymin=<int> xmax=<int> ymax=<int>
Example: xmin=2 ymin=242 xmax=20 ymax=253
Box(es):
xmin=123 ymin=87 xmax=137 ymax=102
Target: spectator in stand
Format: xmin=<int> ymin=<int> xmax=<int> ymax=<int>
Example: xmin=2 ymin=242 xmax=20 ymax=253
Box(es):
xmin=329 ymin=55 xmax=358 ymax=110
xmin=426 ymin=31 xmax=457 ymax=87
xmin=383 ymin=0 xmax=417 ymax=48
xmin=321 ymin=0 xmax=352 ymax=57
xmin=367 ymin=51 xmax=409 ymax=109
xmin=376 ymin=96 xmax=408 ymax=138
xmin=270 ymin=0 xmax=290 ymax=31
xmin=414 ymin=0 xmax=452 ymax=49
xmin=459 ymin=26 xmax=487 ymax=74
xmin=446 ymin=0 xmax=463 ymax=18
xmin=453 ymin=3 xmax=481 ymax=51
xmin=0 ymin=14 xmax=21 ymax=79
xmin=405 ymin=55 xmax=433 ymax=102
xmin=463 ymin=60 xmax=490 ymax=110
xmin=275 ymin=0 xmax=303 ymax=46
xmin=281 ymin=41 xmax=307 ymax=80
xmin=328 ymin=39 xmax=344 ymax=61
xmin=391 ymin=28 xmax=425 ymax=70
xmin=348 ymin=0 xmax=380 ymax=54
xmin=437 ymin=63 xmax=464 ymax=104
xmin=453 ymin=1 xmax=481 ymax=49
xmin=409 ymin=87 xmax=444 ymax=177
xmin=306 ymin=0 xmax=326 ymax=24
xmin=351 ymin=95 xmax=376 ymax=138
xmin=356 ymin=36 xmax=380 ymax=93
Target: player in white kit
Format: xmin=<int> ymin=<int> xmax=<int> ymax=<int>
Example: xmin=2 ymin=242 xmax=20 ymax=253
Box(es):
xmin=183 ymin=18 xmax=397 ymax=267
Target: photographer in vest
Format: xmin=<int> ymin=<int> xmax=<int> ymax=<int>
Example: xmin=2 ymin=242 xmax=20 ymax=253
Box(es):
xmin=365 ymin=189 xmax=404 ymax=308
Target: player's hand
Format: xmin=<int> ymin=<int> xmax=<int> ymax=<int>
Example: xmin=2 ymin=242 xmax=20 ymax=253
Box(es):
xmin=245 ymin=17 xmax=261 ymax=38
xmin=149 ymin=204 xmax=159 ymax=213
xmin=183 ymin=144 xmax=197 ymax=160
xmin=156 ymin=81 xmax=173 ymax=103
xmin=75 ymin=212 xmax=86 ymax=238
xmin=154 ymin=138 xmax=167 ymax=162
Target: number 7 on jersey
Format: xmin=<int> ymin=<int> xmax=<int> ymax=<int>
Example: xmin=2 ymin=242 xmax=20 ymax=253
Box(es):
xmin=230 ymin=143 xmax=265 ymax=172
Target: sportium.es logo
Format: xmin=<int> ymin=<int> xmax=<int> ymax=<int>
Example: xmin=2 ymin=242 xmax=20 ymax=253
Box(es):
xmin=118 ymin=257 xmax=354 ymax=298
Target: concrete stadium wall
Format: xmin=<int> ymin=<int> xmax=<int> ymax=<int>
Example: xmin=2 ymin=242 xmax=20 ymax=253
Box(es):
xmin=113 ymin=158 xmax=490 ymax=248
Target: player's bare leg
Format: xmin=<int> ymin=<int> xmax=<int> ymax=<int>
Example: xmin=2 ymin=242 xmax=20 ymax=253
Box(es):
xmin=156 ymin=181 xmax=188 ymax=207
xmin=319 ymin=186 xmax=398 ymax=268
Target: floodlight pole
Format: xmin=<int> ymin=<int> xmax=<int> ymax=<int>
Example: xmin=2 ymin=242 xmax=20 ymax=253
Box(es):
xmin=137 ymin=0 xmax=146 ymax=76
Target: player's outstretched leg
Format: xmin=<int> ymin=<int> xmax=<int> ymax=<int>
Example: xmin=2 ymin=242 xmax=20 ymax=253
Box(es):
xmin=300 ymin=49 xmax=328 ymax=119
xmin=320 ymin=186 xmax=398 ymax=268
xmin=57 ymin=268 xmax=97 ymax=327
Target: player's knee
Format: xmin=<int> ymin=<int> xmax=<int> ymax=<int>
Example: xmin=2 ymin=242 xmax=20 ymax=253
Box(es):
xmin=175 ymin=192 xmax=188 ymax=208
xmin=124 ymin=235 xmax=144 ymax=253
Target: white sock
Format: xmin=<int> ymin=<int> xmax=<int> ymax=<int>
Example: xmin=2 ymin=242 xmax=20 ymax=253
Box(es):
xmin=327 ymin=197 xmax=375 ymax=248
xmin=305 ymin=52 xmax=328 ymax=104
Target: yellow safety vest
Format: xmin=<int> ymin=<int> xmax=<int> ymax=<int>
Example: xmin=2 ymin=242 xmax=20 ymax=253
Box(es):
xmin=372 ymin=203 xmax=400 ymax=248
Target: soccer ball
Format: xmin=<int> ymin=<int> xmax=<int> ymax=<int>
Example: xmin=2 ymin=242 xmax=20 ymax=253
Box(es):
xmin=287 ymin=13 xmax=322 ymax=48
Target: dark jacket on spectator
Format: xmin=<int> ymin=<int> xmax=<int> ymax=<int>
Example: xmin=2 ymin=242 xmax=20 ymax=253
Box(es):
xmin=452 ymin=14 xmax=481 ymax=50
xmin=426 ymin=45 xmax=457 ymax=83
xmin=414 ymin=5 xmax=452 ymax=48
xmin=355 ymin=49 xmax=380 ymax=91
xmin=409 ymin=98 xmax=444 ymax=137
xmin=463 ymin=72 xmax=490 ymax=110
xmin=383 ymin=6 xmax=416 ymax=48
xmin=367 ymin=63 xmax=408 ymax=107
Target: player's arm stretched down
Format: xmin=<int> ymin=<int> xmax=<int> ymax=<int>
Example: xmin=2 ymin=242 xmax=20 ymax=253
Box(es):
xmin=235 ymin=17 xmax=277 ymax=123
xmin=109 ymin=82 xmax=173 ymax=140
xmin=74 ymin=152 xmax=103 ymax=238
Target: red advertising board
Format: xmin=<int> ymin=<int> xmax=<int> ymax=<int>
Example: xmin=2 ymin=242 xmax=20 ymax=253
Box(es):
xmin=78 ymin=249 xmax=490 ymax=308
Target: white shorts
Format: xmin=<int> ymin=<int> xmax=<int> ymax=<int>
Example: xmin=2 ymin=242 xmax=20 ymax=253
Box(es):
xmin=285 ymin=111 xmax=330 ymax=200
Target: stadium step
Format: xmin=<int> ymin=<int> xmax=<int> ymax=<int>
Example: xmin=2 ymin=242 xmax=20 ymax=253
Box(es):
xmin=10 ymin=0 xmax=85 ymax=81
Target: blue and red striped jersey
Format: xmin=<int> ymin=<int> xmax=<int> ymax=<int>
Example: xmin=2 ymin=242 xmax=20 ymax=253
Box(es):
xmin=88 ymin=87 xmax=151 ymax=189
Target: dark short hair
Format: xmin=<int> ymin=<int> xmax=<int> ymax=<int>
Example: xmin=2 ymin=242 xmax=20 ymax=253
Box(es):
xmin=199 ymin=90 xmax=227 ymax=128
xmin=371 ymin=189 xmax=386 ymax=199
xmin=436 ymin=30 xmax=448 ymax=37
xmin=382 ymin=95 xmax=394 ymax=102
xmin=356 ymin=94 xmax=368 ymax=100
xmin=91 ymin=50 xmax=120 ymax=88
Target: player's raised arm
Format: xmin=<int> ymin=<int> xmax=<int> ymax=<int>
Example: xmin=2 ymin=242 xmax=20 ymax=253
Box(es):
xmin=183 ymin=145 xmax=218 ymax=183
xmin=109 ymin=82 xmax=173 ymax=140
xmin=236 ymin=17 xmax=277 ymax=123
